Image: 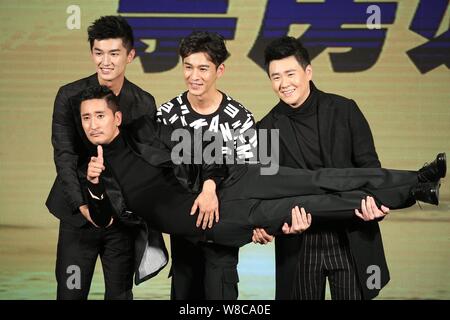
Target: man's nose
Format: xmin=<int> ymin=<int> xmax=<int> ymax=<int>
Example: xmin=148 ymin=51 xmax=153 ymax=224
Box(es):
xmin=280 ymin=76 xmax=288 ymax=89
xmin=191 ymin=68 xmax=200 ymax=80
xmin=91 ymin=118 xmax=99 ymax=129
xmin=102 ymin=54 xmax=111 ymax=66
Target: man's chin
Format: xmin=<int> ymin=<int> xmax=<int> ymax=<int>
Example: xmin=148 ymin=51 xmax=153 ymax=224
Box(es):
xmin=280 ymin=97 xmax=299 ymax=108
xmin=89 ymin=139 xmax=106 ymax=146
xmin=97 ymin=72 xmax=117 ymax=82
xmin=188 ymin=87 xmax=204 ymax=96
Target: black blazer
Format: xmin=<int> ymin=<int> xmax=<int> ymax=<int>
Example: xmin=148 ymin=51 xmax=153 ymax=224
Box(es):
xmin=258 ymin=83 xmax=389 ymax=300
xmin=46 ymin=74 xmax=168 ymax=284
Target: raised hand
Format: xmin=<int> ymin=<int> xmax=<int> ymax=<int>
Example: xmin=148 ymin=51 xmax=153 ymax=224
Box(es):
xmin=87 ymin=145 xmax=105 ymax=184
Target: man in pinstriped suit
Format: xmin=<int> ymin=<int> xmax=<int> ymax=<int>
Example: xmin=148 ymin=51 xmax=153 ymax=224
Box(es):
xmin=255 ymin=36 xmax=389 ymax=300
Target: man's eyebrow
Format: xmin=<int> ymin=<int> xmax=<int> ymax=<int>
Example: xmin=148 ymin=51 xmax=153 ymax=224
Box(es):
xmin=270 ymin=71 xmax=280 ymax=77
xmin=81 ymin=111 xmax=104 ymax=116
xmin=184 ymin=62 xmax=210 ymax=68
xmin=92 ymin=48 xmax=121 ymax=52
xmin=270 ymin=69 xmax=297 ymax=77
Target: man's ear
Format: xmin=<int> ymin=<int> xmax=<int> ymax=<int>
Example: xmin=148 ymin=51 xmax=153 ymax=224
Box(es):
xmin=127 ymin=49 xmax=136 ymax=63
xmin=305 ymin=64 xmax=313 ymax=81
xmin=115 ymin=111 xmax=122 ymax=126
xmin=217 ymin=63 xmax=225 ymax=78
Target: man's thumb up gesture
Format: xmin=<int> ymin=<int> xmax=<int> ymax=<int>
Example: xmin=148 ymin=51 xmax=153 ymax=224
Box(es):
xmin=87 ymin=145 xmax=105 ymax=184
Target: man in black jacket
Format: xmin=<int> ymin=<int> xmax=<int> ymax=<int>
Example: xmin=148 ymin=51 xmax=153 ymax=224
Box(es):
xmin=255 ymin=36 xmax=396 ymax=300
xmin=46 ymin=16 xmax=168 ymax=300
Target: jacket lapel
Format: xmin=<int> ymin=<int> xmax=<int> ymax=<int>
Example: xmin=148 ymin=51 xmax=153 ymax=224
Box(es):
xmin=316 ymin=92 xmax=335 ymax=168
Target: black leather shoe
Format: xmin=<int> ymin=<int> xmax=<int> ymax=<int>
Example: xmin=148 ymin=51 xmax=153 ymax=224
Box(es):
xmin=418 ymin=153 xmax=446 ymax=182
xmin=411 ymin=181 xmax=440 ymax=205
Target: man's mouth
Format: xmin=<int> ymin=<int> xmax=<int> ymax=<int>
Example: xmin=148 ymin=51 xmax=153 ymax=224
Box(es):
xmin=90 ymin=132 xmax=102 ymax=137
xmin=100 ymin=68 xmax=114 ymax=74
xmin=281 ymin=89 xmax=295 ymax=97
xmin=190 ymin=83 xmax=203 ymax=89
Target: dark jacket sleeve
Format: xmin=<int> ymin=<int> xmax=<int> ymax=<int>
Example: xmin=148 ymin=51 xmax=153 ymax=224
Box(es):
xmin=348 ymin=101 xmax=385 ymax=222
xmin=348 ymin=100 xmax=381 ymax=168
xmin=51 ymin=86 xmax=85 ymax=211
xmin=85 ymin=181 xmax=115 ymax=227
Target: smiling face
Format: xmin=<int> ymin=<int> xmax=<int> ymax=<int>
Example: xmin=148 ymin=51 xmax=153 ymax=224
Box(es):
xmin=268 ymin=55 xmax=313 ymax=108
xmin=182 ymin=52 xmax=224 ymax=99
xmin=91 ymin=38 xmax=135 ymax=85
xmin=80 ymin=98 xmax=122 ymax=145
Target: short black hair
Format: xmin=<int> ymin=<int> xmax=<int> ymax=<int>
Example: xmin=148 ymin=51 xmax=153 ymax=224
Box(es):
xmin=79 ymin=85 xmax=120 ymax=113
xmin=87 ymin=16 xmax=134 ymax=52
xmin=264 ymin=36 xmax=311 ymax=73
xmin=179 ymin=31 xmax=230 ymax=67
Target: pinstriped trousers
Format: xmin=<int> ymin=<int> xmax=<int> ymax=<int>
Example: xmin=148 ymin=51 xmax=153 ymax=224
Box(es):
xmin=292 ymin=230 xmax=363 ymax=300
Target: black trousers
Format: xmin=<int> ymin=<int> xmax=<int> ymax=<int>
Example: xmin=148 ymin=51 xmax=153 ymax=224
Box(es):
xmin=55 ymin=220 xmax=135 ymax=300
xmin=133 ymin=165 xmax=418 ymax=248
xmin=206 ymin=165 xmax=418 ymax=247
xmin=221 ymin=165 xmax=416 ymax=207
xmin=170 ymin=236 xmax=239 ymax=300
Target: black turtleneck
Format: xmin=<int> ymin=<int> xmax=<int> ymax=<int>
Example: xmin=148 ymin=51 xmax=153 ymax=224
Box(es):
xmin=100 ymin=134 xmax=200 ymax=236
xmin=275 ymin=82 xmax=323 ymax=170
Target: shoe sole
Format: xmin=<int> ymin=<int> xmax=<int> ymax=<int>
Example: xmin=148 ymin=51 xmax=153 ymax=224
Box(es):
xmin=434 ymin=182 xmax=440 ymax=206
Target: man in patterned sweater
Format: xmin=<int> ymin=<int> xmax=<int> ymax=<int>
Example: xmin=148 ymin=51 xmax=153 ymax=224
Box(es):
xmin=157 ymin=31 xmax=257 ymax=300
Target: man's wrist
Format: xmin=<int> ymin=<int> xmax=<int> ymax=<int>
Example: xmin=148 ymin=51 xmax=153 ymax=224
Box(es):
xmin=87 ymin=178 xmax=98 ymax=184
xmin=202 ymin=179 xmax=217 ymax=192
